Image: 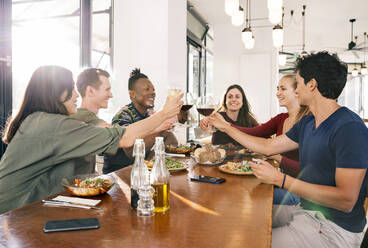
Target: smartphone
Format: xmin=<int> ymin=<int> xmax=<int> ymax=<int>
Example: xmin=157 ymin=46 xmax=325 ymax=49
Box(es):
xmin=43 ymin=218 xmax=99 ymax=233
xmin=190 ymin=175 xmax=226 ymax=184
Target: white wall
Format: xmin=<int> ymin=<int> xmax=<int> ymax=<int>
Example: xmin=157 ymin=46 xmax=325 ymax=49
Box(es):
xmin=212 ymin=24 xmax=279 ymax=123
xmin=111 ymin=0 xmax=186 ymax=117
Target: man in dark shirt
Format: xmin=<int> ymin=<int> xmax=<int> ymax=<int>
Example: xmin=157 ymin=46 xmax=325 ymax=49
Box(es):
xmin=103 ymin=69 xmax=177 ymax=174
xmin=209 ymin=52 xmax=367 ymax=247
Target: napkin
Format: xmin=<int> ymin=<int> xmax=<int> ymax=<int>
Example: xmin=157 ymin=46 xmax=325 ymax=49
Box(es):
xmin=52 ymin=196 xmax=101 ymax=207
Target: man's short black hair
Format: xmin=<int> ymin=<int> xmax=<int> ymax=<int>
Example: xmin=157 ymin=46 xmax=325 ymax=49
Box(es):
xmin=128 ymin=68 xmax=148 ymax=90
xmin=295 ymin=51 xmax=347 ymax=99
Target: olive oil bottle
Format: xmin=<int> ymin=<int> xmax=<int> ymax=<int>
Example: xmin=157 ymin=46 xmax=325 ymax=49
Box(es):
xmin=150 ymin=137 xmax=170 ymax=212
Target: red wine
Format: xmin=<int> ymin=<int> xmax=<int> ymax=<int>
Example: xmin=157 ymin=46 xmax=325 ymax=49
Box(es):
xmin=197 ymin=108 xmax=214 ymax=116
xmin=181 ymin=104 xmax=193 ymax=112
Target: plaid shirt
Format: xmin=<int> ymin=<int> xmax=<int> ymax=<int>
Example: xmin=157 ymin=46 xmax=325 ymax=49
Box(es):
xmin=103 ymin=102 xmax=151 ymax=174
xmin=112 ymin=102 xmax=150 ymax=126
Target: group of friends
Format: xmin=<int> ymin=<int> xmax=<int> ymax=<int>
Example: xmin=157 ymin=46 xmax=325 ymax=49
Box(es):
xmin=0 ymin=51 xmax=367 ymax=247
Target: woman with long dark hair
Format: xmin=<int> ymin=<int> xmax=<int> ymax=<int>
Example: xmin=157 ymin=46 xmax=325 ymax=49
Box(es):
xmin=200 ymin=84 xmax=258 ymax=145
xmin=0 ymin=66 xmax=182 ymax=214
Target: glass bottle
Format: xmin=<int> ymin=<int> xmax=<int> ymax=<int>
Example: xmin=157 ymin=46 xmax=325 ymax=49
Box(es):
xmin=137 ymin=184 xmax=155 ymax=217
xmin=150 ymin=137 xmax=170 ymax=213
xmin=130 ymin=138 xmax=149 ymax=209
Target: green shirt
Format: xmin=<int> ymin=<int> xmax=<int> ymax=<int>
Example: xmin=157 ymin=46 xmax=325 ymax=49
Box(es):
xmin=71 ymin=108 xmax=106 ymax=174
xmin=0 ymin=112 xmax=125 ymax=214
xmin=71 ymin=107 xmax=105 ymax=126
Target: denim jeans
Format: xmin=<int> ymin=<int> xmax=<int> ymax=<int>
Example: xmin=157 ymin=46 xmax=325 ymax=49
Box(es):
xmin=273 ymin=187 xmax=300 ymax=205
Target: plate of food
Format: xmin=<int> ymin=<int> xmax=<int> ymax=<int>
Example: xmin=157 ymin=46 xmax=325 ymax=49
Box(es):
xmin=218 ymin=143 xmax=242 ymax=150
xmin=218 ymin=144 xmax=253 ymax=158
xmin=218 ymin=161 xmax=254 ymax=175
xmin=166 ymin=143 xmax=198 ymax=155
xmin=192 ymin=144 xmax=226 ymax=165
xmin=62 ymin=174 xmax=115 ymax=196
xmin=145 ymin=157 xmax=189 ymax=172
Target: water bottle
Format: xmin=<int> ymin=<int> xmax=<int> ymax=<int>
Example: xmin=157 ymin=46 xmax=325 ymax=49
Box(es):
xmin=130 ymin=139 xmax=149 ymax=209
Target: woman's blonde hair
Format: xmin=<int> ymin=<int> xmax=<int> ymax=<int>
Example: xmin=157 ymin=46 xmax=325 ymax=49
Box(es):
xmin=281 ymin=74 xmax=310 ymax=123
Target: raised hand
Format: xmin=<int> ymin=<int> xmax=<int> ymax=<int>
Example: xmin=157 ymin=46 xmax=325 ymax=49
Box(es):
xmin=199 ymin=117 xmax=209 ymax=131
xmin=207 ymin=113 xmax=230 ymax=132
xmin=162 ymin=93 xmax=184 ymax=119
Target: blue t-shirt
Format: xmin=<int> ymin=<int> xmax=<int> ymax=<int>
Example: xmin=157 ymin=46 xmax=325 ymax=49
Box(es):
xmin=286 ymin=107 xmax=368 ymax=233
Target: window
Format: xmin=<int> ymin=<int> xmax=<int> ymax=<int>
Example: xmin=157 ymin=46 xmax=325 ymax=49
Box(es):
xmin=362 ymin=76 xmax=368 ymax=119
xmin=11 ymin=0 xmax=112 ymax=116
xmin=91 ymin=0 xmax=113 ymax=122
xmin=12 ymin=0 xmax=80 ymax=113
xmin=91 ymin=0 xmax=112 ymax=71
xmin=204 ymin=34 xmax=214 ymax=96
xmin=338 ymin=76 xmax=368 ymax=118
xmin=186 ymin=5 xmax=213 ymax=141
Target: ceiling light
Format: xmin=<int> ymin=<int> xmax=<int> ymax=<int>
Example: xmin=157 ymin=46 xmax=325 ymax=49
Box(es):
xmin=267 ymin=0 xmax=283 ymax=10
xmin=279 ymin=54 xmax=286 ymax=66
xmin=231 ymin=6 xmax=244 ymax=26
xmin=352 ymin=67 xmax=359 ymax=77
xmin=361 ymin=65 xmax=367 ymax=76
xmin=268 ymin=9 xmax=282 ymax=24
xmin=225 ymin=0 xmax=239 ymax=16
xmin=244 ymin=37 xmax=255 ymax=49
xmin=272 ymin=25 xmax=283 ymax=48
xmin=241 ymin=27 xmax=253 ymax=43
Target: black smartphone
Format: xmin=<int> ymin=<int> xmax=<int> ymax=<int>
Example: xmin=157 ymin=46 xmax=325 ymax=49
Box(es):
xmin=43 ymin=218 xmax=99 ymax=233
xmin=190 ymin=175 xmax=226 ymax=184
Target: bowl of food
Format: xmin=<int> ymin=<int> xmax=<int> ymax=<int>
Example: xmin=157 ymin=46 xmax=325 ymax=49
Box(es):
xmin=192 ymin=144 xmax=226 ymax=165
xmin=61 ymin=174 xmax=115 ymax=196
xmin=166 ymin=143 xmax=197 ymax=155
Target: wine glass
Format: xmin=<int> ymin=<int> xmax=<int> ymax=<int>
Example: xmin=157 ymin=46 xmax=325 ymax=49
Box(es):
xmin=196 ymin=95 xmax=221 ymax=132
xmin=177 ymin=92 xmax=197 ymax=127
xmin=166 ymin=84 xmax=184 ymax=132
xmin=196 ymin=95 xmax=218 ymax=117
xmin=181 ymin=92 xmax=195 ymax=112
xmin=168 ymin=82 xmax=184 ymax=100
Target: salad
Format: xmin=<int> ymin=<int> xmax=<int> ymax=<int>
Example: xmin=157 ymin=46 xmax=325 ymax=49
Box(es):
xmin=225 ymin=161 xmax=252 ymax=172
xmin=74 ymin=177 xmax=112 ymax=188
xmin=145 ymin=158 xmax=185 ymax=170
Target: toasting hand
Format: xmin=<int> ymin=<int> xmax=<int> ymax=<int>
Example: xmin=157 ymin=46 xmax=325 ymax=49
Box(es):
xmin=207 ymin=113 xmax=231 ymax=132
xmin=162 ymin=93 xmax=184 ymax=119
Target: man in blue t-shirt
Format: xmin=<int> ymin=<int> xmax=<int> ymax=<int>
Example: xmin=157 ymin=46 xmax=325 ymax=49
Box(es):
xmin=209 ymin=52 xmax=368 ymax=247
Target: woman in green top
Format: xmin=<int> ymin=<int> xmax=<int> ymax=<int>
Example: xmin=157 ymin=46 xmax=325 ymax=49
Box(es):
xmin=0 ymin=66 xmax=183 ymax=214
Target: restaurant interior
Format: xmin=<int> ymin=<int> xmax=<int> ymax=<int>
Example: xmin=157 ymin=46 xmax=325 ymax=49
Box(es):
xmin=1 ymin=0 xmax=368 ymax=247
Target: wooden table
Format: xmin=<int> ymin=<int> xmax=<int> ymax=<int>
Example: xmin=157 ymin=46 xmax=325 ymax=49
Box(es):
xmin=0 ymin=160 xmax=273 ymax=248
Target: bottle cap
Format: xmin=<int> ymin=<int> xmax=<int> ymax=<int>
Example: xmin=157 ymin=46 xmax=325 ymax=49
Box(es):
xmin=133 ymin=138 xmax=145 ymax=157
